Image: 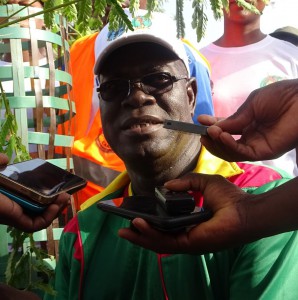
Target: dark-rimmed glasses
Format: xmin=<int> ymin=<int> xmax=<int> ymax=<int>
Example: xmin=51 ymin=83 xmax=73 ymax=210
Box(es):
xmin=97 ymin=72 xmax=188 ymax=102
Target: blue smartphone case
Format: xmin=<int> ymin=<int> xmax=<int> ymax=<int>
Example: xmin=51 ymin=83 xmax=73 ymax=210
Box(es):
xmin=0 ymin=187 xmax=46 ymax=213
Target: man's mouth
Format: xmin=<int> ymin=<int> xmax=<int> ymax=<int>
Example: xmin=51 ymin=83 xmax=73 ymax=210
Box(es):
xmin=122 ymin=117 xmax=164 ymax=135
xmin=130 ymin=121 xmax=160 ymax=130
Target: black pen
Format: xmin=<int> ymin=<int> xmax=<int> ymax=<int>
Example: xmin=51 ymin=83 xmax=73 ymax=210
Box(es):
xmin=163 ymin=119 xmax=209 ymax=136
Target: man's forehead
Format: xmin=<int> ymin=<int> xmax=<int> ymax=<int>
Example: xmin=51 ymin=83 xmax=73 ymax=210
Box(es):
xmin=99 ymin=42 xmax=183 ymax=75
xmin=100 ymin=62 xmax=180 ymax=81
xmin=94 ymin=10 xmax=190 ymax=76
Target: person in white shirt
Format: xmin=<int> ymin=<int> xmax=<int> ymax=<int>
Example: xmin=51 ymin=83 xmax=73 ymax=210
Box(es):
xmin=200 ymin=0 xmax=298 ymax=177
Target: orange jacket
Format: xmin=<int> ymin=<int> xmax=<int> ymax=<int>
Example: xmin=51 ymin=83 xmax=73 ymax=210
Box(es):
xmin=69 ymin=33 xmax=98 ymax=140
xmin=68 ymin=33 xmax=125 ymax=207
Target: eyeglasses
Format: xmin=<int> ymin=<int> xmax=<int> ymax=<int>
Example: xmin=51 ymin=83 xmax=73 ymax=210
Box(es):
xmin=97 ymin=72 xmax=188 ymax=102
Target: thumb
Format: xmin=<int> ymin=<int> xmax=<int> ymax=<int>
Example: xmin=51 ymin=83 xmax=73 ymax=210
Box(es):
xmin=164 ymin=173 xmax=228 ymax=195
xmin=165 ymin=173 xmax=246 ymax=211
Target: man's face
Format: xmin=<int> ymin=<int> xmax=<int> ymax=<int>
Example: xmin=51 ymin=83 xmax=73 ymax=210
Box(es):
xmin=98 ymin=43 xmax=197 ymax=163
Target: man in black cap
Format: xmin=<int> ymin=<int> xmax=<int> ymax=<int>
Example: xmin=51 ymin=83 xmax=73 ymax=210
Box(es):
xmin=270 ymin=26 xmax=298 ymax=46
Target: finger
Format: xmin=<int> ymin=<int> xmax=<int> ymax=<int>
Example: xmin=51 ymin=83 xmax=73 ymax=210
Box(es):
xmin=119 ymin=216 xmax=230 ymax=254
xmin=164 ymin=173 xmax=223 ymax=194
xmin=182 ymin=214 xmax=243 ymax=253
xmin=200 ymin=135 xmax=236 ymax=161
xmin=118 ymin=218 xmax=182 ymax=253
xmin=0 ymin=191 xmax=70 ymax=232
xmin=14 ymin=193 xmax=70 ymax=232
xmin=197 ymin=115 xmax=221 ymax=126
xmin=205 ymin=125 xmax=224 ymax=139
xmin=164 ymin=173 xmax=247 ymax=212
xmin=216 ymin=107 xmax=254 ymax=135
xmin=201 ymin=130 xmax=258 ymax=162
xmin=0 ymin=153 xmax=9 ymax=165
xmin=29 ymin=193 xmax=70 ymax=231
xmin=164 ymin=173 xmax=206 ymax=191
xmin=119 ymin=218 xmax=167 ymax=243
xmin=200 ymin=125 xmax=243 ymax=161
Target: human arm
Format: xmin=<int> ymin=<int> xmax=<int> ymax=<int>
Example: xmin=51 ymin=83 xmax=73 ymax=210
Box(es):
xmin=0 ymin=283 xmax=40 ymax=300
xmin=0 ymin=153 xmax=70 ymax=232
xmin=118 ymin=173 xmax=298 ymax=254
xmin=198 ymin=79 xmax=298 ymax=162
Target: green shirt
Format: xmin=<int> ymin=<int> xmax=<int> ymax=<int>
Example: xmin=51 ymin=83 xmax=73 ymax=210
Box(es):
xmin=46 ymin=159 xmax=298 ymax=300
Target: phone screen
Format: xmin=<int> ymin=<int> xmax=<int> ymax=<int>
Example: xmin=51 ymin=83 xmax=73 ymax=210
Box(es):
xmin=0 ymin=158 xmax=86 ymax=198
xmin=97 ymin=196 xmax=212 ymax=232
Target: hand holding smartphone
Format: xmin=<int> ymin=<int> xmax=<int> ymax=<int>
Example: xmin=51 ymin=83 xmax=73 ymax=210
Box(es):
xmin=0 ymin=158 xmax=87 ymax=213
xmin=97 ymin=187 xmax=211 ymax=232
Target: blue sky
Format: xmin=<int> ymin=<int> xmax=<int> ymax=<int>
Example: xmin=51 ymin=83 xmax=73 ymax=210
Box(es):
xmin=162 ymin=0 xmax=298 ymax=48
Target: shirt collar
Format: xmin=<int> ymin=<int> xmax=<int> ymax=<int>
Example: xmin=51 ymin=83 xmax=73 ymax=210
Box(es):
xmin=80 ymin=147 xmax=244 ymax=211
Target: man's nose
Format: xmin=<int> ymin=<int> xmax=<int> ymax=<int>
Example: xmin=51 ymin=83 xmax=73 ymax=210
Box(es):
xmin=129 ymin=81 xmax=143 ymax=94
xmin=122 ymin=82 xmax=156 ymax=107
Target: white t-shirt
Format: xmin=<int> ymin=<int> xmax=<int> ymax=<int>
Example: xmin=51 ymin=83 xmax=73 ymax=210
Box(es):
xmin=200 ymin=35 xmax=298 ymax=176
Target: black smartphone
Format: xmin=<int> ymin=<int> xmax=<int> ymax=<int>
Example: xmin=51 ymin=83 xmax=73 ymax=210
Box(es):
xmin=97 ymin=195 xmax=212 ymax=232
xmin=0 ymin=158 xmax=87 ymax=212
xmin=154 ymin=186 xmax=195 ymax=215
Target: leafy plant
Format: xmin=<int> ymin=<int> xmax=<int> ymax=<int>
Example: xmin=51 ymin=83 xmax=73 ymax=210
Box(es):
xmin=0 ymin=2 xmax=62 ymax=296
xmin=0 ymin=84 xmax=56 ymax=294
xmin=0 ymin=0 xmax=268 ymax=42
xmin=0 ymin=84 xmax=31 ymax=163
xmin=5 ymin=224 xmax=57 ymax=295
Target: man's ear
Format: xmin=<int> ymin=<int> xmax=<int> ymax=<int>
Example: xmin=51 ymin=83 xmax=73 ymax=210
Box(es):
xmin=186 ymin=77 xmax=197 ymax=117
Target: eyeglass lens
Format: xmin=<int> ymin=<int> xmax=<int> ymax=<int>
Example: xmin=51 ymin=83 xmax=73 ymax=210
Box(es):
xmin=98 ymin=72 xmax=175 ymax=102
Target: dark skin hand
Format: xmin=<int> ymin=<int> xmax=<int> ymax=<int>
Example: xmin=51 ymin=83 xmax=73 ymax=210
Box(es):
xmin=119 ymin=79 xmax=298 ymax=254
xmin=199 ymin=79 xmax=298 ymax=162
xmin=119 ymin=173 xmax=252 ymax=254
xmin=119 ymin=173 xmax=298 ymax=254
xmin=0 ymin=283 xmax=40 ymax=300
xmin=0 ymin=153 xmax=70 ymax=233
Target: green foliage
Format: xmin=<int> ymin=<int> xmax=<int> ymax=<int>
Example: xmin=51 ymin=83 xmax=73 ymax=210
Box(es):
xmin=235 ymin=0 xmax=261 ymax=14
xmin=108 ymin=0 xmax=134 ymax=31
xmin=176 ymin=0 xmax=185 ymax=39
xmin=43 ymin=0 xmax=59 ymax=29
xmin=146 ymin=0 xmax=160 ymax=13
xmin=129 ymin=0 xmax=141 ymax=12
xmin=0 ymin=85 xmax=31 ymax=163
xmin=0 ymin=81 xmax=53 ymax=294
xmin=209 ymin=0 xmax=223 ymax=19
xmin=0 ymin=3 xmax=54 ymax=294
xmin=5 ymin=226 xmax=56 ymax=295
xmin=76 ymin=0 xmax=92 ymax=33
xmin=0 ymin=84 xmax=54 ymax=295
xmin=192 ymin=0 xmax=208 ymax=42
xmin=43 ymin=0 xmax=136 ymax=41
xmin=0 ymin=0 xmax=268 ymax=42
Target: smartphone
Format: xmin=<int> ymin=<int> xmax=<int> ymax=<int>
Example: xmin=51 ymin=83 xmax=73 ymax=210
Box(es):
xmin=97 ymin=195 xmax=212 ymax=232
xmin=154 ymin=186 xmax=195 ymax=215
xmin=0 ymin=187 xmax=48 ymax=213
xmin=0 ymin=158 xmax=87 ymax=211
